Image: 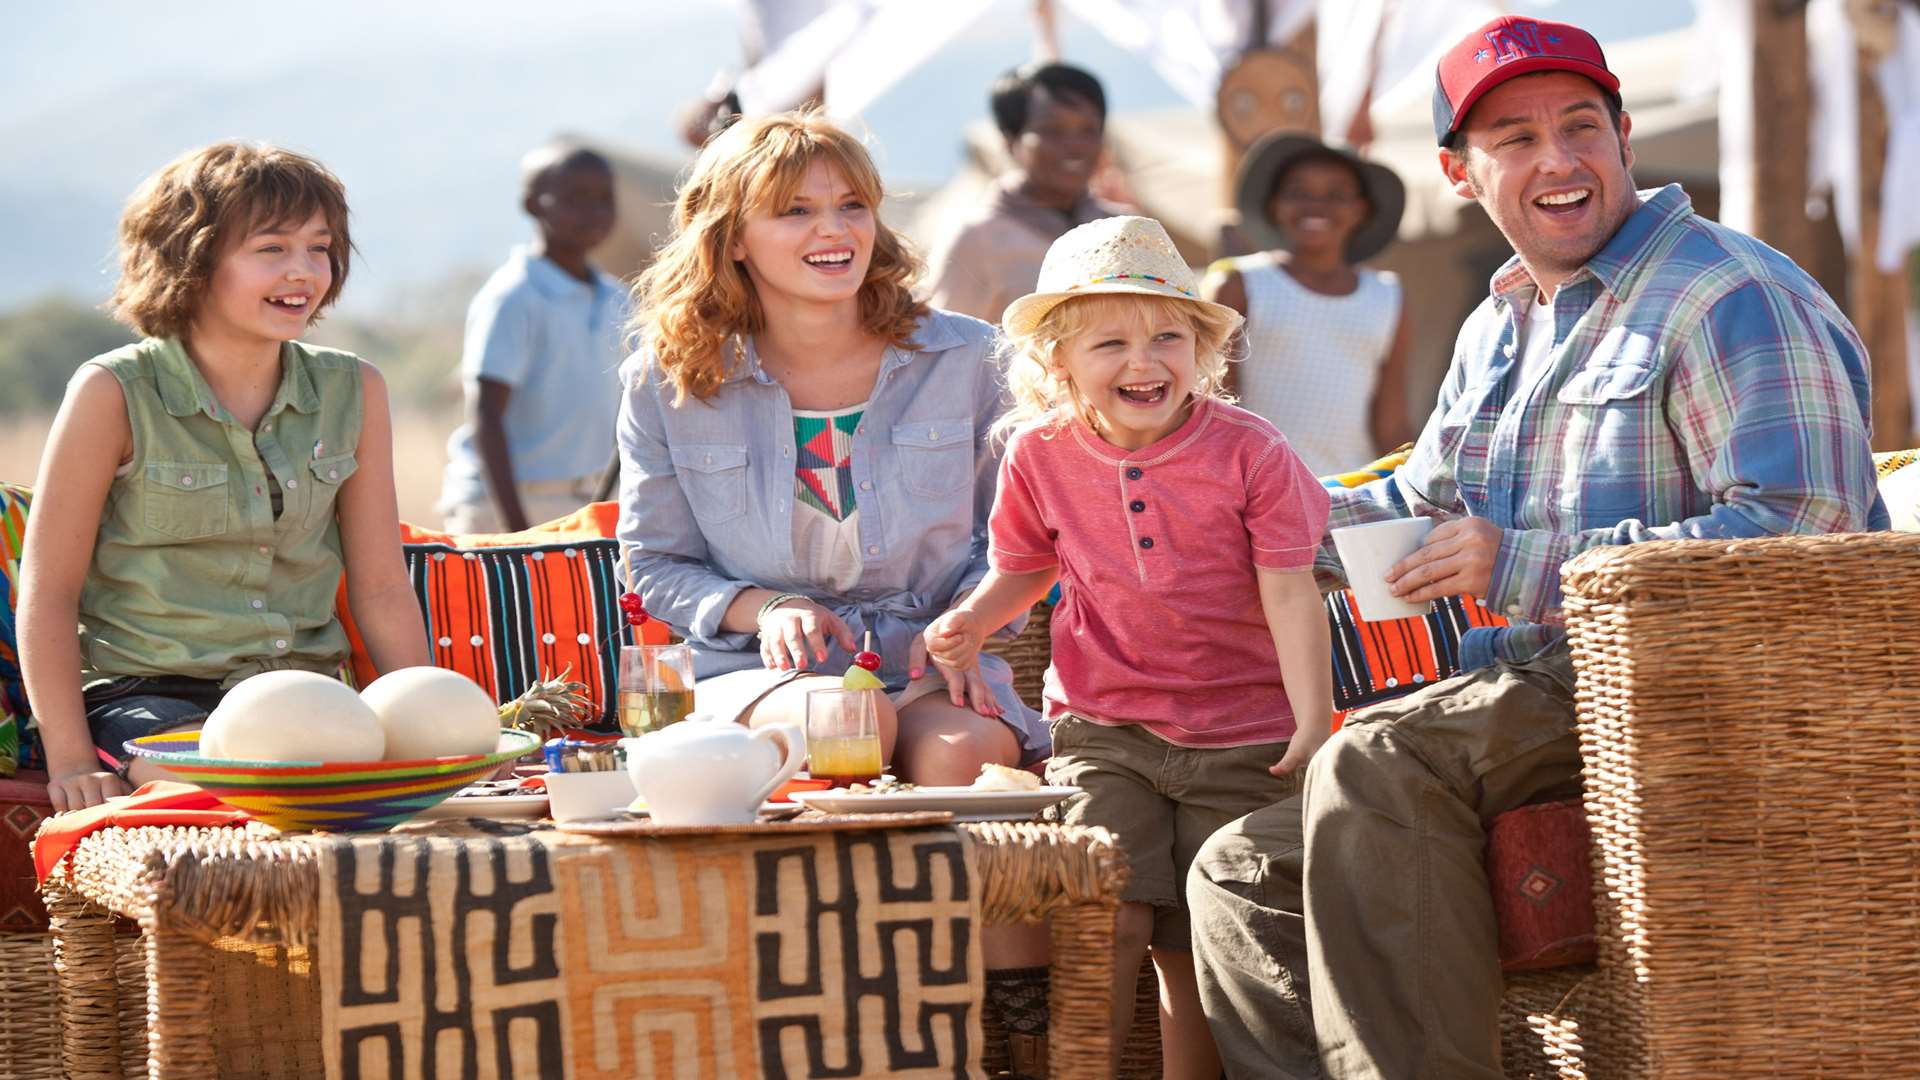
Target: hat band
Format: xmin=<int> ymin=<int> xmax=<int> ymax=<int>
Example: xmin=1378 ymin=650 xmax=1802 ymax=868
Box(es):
xmin=1066 ymin=272 xmax=1195 ymax=298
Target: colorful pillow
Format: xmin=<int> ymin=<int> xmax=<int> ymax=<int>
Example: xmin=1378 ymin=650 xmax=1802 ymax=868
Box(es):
xmin=336 ymin=501 xmax=670 ymax=731
xmin=1328 ymin=591 xmax=1508 ymax=713
xmin=1316 ymin=447 xmax=1510 ymax=723
xmin=1 ymin=483 xmax=32 ymax=777
xmin=1320 ymin=443 xmax=1410 ymax=491
xmin=0 ymin=770 xmax=53 ymax=930
xmin=1878 ymin=449 xmax=1919 ymax=533
xmin=1485 ymin=797 xmax=1596 ymax=972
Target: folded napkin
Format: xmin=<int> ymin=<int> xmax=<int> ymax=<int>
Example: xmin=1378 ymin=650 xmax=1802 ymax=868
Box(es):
xmin=33 ymin=781 xmax=250 ymax=882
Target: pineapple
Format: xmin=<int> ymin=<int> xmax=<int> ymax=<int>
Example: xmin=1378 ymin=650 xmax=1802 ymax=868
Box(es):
xmin=498 ymin=666 xmax=598 ymax=742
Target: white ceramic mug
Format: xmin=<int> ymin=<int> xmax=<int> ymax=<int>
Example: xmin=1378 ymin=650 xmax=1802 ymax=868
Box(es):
xmin=1331 ymin=517 xmax=1438 ymax=621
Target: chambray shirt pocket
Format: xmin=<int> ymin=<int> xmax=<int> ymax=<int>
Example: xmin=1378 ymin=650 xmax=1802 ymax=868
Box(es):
xmin=891 ymin=417 xmax=974 ymax=498
xmin=670 ymin=444 xmax=750 ymax=525
xmin=141 ymin=462 xmax=230 ymax=541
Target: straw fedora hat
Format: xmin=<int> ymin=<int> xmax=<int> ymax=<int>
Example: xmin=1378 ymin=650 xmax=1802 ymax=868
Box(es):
xmin=1233 ymin=132 xmax=1405 ymax=262
xmin=1001 ymin=216 xmax=1243 ymax=339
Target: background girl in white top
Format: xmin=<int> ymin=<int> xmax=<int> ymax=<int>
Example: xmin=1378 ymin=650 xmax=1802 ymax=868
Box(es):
xmin=1205 ymin=133 xmax=1414 ymax=475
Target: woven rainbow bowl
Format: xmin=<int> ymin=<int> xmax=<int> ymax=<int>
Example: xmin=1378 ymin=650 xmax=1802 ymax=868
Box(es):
xmin=123 ymin=729 xmax=541 ymax=831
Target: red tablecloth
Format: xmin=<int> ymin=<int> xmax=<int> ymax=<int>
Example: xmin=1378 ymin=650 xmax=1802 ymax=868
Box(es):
xmin=32 ymin=781 xmax=249 ymax=883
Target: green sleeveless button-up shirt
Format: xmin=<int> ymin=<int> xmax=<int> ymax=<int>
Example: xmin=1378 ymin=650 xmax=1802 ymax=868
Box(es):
xmin=79 ymin=337 xmax=365 ymax=688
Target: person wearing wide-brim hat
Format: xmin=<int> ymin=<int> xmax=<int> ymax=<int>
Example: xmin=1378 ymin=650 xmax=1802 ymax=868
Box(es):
xmin=1202 ymin=131 xmax=1413 ymax=476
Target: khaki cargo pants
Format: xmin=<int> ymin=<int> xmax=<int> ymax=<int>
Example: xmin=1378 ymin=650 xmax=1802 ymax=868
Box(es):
xmin=1185 ymin=645 xmax=1580 ymax=1079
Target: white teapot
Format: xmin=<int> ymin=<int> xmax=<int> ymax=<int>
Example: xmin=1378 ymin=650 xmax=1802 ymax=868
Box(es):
xmin=622 ymin=713 xmax=806 ymax=825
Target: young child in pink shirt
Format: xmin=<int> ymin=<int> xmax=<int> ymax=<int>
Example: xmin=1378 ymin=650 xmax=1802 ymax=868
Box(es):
xmin=926 ymin=215 xmax=1333 ymax=1076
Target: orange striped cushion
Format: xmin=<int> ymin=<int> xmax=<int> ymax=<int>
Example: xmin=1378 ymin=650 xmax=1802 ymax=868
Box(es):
xmin=1328 ymin=590 xmax=1509 ymax=728
xmin=338 ymin=502 xmax=669 ymax=729
xmin=1315 ymin=448 xmax=1510 ymax=728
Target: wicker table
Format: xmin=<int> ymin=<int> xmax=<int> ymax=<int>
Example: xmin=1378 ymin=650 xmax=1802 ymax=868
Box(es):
xmin=43 ymin=817 xmax=1125 ymax=1080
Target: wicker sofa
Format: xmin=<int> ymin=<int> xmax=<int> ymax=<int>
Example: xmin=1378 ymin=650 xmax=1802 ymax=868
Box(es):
xmin=1548 ymin=530 xmax=1920 ymax=1076
xmin=1313 ymin=530 xmax=1920 ymax=1079
xmin=985 ymin=528 xmax=1920 ymax=1079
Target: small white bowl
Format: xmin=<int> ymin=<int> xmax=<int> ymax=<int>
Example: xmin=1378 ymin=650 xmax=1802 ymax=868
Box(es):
xmin=544 ymin=770 xmax=638 ymax=822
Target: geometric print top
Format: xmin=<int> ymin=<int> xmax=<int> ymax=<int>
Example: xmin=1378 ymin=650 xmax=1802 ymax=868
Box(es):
xmin=794 ymin=406 xmax=864 ymax=522
xmin=792 ymin=404 xmax=868 ymax=594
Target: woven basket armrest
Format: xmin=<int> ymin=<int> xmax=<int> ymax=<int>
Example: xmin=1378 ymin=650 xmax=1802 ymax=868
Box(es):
xmin=958 ymin=822 xmax=1125 ymax=926
xmin=1559 ymin=531 xmax=1920 ymax=1076
xmin=55 ymin=823 xmax=322 ymax=946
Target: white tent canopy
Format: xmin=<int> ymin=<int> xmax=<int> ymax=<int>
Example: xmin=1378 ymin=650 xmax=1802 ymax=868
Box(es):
xmin=903 ymin=27 xmax=1717 ymax=260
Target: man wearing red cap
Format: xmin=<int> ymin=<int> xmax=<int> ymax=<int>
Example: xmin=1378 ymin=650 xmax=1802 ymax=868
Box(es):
xmin=1187 ymin=15 xmax=1888 ymax=1078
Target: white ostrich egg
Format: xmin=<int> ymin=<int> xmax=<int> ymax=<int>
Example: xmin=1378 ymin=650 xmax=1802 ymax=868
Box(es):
xmin=359 ymin=667 xmax=501 ymax=761
xmin=202 ymin=670 xmax=385 ymax=762
xmin=197 ymin=721 xmax=225 ymax=759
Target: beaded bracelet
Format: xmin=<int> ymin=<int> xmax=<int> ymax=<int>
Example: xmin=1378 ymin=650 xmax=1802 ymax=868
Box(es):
xmin=756 ymin=592 xmax=808 ymax=624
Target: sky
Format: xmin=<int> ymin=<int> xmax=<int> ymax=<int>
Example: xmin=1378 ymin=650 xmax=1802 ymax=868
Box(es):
xmin=0 ymin=0 xmax=1695 ymax=314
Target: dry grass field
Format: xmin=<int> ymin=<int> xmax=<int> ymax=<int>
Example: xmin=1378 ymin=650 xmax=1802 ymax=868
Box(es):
xmin=3 ymin=408 xmax=462 ymax=527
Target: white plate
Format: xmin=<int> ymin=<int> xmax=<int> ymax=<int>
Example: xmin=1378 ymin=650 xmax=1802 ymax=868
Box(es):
xmin=788 ymin=786 xmax=1080 ymax=822
xmin=413 ymin=783 xmax=551 ymax=821
xmin=622 ymin=800 xmax=806 ymax=820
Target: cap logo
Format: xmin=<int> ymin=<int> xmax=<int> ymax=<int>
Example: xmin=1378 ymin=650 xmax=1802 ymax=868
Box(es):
xmin=1481 ymin=20 xmax=1563 ymax=66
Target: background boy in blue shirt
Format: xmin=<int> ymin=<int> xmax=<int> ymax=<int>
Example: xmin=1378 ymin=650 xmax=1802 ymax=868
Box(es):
xmin=440 ymin=143 xmax=629 ymax=532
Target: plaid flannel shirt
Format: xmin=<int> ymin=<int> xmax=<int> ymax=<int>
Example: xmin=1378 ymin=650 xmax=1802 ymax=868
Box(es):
xmin=1320 ymin=185 xmax=1888 ymax=668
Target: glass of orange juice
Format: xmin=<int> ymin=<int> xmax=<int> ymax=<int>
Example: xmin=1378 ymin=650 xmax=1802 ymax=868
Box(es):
xmin=805 ymin=688 xmax=884 ymax=787
xmin=618 ymin=643 xmax=695 ymax=737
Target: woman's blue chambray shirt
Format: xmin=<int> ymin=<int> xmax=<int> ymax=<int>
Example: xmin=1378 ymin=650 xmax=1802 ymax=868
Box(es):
xmin=615 ymin=310 xmax=1044 ymax=760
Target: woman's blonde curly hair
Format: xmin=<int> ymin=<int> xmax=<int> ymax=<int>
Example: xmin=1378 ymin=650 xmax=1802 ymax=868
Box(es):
xmin=993 ymin=293 xmax=1241 ymax=445
xmin=632 ymin=110 xmax=926 ymax=404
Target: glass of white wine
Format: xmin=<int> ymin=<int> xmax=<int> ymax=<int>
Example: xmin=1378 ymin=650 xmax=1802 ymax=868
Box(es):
xmin=617 ymin=643 xmax=695 ymax=737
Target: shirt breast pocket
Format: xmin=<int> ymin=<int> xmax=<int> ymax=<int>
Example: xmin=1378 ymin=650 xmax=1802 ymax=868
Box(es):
xmin=892 ymin=418 xmax=973 ymax=498
xmin=1435 ymin=387 xmax=1498 ymax=506
xmin=1556 ymin=362 xmax=1656 ymax=406
xmin=670 ymin=444 xmax=749 ymax=525
xmin=1555 ymin=362 xmax=1659 ymax=518
xmin=305 ymin=451 xmax=359 ymax=527
xmin=143 ymin=462 xmax=230 ymax=541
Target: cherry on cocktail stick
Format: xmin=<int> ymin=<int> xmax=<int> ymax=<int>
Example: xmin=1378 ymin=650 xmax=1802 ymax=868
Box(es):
xmin=618 ymin=591 xmax=650 ymax=627
xmin=854 ymin=631 xmax=881 ymax=672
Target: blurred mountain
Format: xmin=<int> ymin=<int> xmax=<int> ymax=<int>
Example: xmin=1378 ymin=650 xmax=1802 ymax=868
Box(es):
xmin=0 ymin=51 xmax=703 ymax=315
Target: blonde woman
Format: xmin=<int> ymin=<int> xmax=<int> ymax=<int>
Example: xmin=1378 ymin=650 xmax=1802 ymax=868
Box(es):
xmin=616 ymin=110 xmax=1046 ymax=786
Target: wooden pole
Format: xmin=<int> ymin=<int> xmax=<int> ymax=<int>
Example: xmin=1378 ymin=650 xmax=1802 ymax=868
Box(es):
xmin=1749 ymin=0 xmax=1820 ymax=269
xmin=1852 ymin=45 xmax=1916 ymax=451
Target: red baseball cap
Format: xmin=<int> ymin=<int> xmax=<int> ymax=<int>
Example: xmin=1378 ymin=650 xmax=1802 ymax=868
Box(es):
xmin=1433 ymin=16 xmax=1622 ymax=146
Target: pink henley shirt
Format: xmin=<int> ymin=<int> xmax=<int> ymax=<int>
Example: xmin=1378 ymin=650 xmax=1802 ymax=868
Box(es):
xmin=989 ymin=399 xmax=1331 ymax=747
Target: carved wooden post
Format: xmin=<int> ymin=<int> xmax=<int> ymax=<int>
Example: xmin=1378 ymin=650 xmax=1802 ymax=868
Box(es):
xmin=1849 ymin=2 xmax=1916 ymax=450
xmin=1214 ymin=13 xmax=1320 ymax=251
xmin=1749 ymin=0 xmax=1821 ymax=268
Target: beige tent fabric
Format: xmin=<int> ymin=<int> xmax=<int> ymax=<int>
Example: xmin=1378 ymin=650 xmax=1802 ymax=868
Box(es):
xmin=900 ymin=28 xmax=1718 ymax=264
